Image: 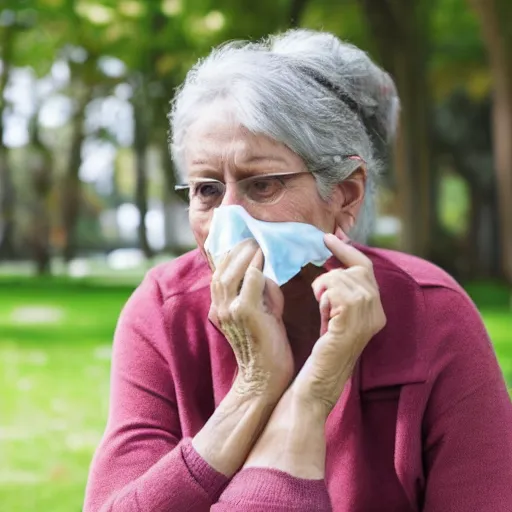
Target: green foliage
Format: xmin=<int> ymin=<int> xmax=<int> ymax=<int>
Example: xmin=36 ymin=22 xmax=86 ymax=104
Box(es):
xmin=431 ymin=0 xmax=488 ymax=100
xmin=0 ymin=0 xmax=506 ymax=270
xmin=438 ymin=172 xmax=469 ymax=235
xmin=303 ymin=0 xmax=367 ymax=47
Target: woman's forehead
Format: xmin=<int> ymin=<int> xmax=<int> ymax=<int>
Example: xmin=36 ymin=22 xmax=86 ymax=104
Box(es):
xmin=184 ymin=116 xmax=303 ymax=176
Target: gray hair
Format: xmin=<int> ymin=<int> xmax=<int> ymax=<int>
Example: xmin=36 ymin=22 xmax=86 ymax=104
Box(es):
xmin=169 ymin=29 xmax=400 ymax=241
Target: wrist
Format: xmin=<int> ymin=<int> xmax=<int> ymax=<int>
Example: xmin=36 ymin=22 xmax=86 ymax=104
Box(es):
xmin=290 ymin=349 xmax=354 ymax=418
xmin=193 ymin=385 xmax=277 ymax=477
xmin=287 ymin=386 xmax=331 ymax=423
xmin=222 ymin=384 xmax=279 ymax=417
xmin=243 ymin=388 xmax=327 ymax=479
xmin=232 ymin=370 xmax=290 ymax=404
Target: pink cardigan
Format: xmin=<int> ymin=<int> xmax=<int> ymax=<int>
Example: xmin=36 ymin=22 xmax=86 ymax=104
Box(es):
xmin=84 ymin=246 xmax=512 ymax=511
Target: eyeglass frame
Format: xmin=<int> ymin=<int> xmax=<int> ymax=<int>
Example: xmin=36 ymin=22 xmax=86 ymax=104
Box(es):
xmin=174 ymin=155 xmax=365 ymax=207
xmin=174 ymin=170 xmax=314 ymax=207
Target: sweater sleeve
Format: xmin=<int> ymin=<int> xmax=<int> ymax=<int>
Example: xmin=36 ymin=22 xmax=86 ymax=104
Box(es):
xmin=212 ymin=468 xmax=332 ymax=511
xmin=422 ymin=287 xmax=512 ymax=511
xmin=83 ymin=271 xmax=229 ymax=512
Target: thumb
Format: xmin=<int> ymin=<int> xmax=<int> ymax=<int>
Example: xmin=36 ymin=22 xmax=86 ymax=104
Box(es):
xmin=324 ymin=233 xmax=372 ymax=269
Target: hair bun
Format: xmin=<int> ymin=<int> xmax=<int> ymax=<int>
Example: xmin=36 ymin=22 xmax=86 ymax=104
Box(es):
xmin=268 ymin=29 xmax=400 ymax=150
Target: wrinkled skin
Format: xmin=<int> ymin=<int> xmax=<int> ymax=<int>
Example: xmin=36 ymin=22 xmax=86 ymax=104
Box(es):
xmin=184 ymin=101 xmax=384 ymax=407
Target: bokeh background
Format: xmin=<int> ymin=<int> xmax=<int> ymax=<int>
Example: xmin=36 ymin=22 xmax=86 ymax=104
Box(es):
xmin=0 ymin=1 xmax=511 ymax=511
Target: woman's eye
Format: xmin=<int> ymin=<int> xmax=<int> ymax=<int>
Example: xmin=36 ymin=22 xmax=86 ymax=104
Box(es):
xmin=249 ymin=178 xmax=281 ymax=197
xmin=195 ymin=182 xmax=223 ymax=198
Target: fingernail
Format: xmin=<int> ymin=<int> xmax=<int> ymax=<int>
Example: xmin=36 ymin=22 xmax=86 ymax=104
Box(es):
xmin=339 ymin=231 xmax=350 ymax=242
xmin=326 ymin=232 xmax=348 ymax=243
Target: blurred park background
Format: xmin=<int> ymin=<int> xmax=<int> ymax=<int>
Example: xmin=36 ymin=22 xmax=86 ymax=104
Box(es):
xmin=0 ymin=0 xmax=511 ymax=510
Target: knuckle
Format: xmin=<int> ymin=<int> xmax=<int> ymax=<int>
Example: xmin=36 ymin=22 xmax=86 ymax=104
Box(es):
xmin=351 ymin=264 xmax=372 ymax=281
xmin=211 ymin=271 xmax=222 ymax=288
xmin=378 ymin=310 xmax=387 ymax=328
xmin=332 ymin=268 xmax=346 ymax=281
xmin=319 ymin=290 xmax=331 ymax=311
xmin=242 ymin=238 xmax=258 ymax=248
xmin=208 ymin=306 xmax=218 ymax=323
xmin=219 ymin=274 xmax=232 ymax=289
xmin=245 ymin=265 xmax=263 ymax=283
xmin=359 ymin=266 xmax=372 ymax=280
xmin=345 ymin=266 xmax=363 ymax=279
xmin=216 ymin=307 xmax=231 ymax=324
xmin=357 ymin=289 xmax=373 ymax=306
xmin=229 ymin=298 xmax=249 ymax=320
xmin=371 ymin=310 xmax=387 ymax=334
xmin=362 ymin=290 xmax=374 ymax=303
xmin=353 ymin=292 xmax=367 ymax=305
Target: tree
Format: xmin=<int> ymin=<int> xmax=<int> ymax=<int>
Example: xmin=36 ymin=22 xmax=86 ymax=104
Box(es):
xmin=469 ymin=0 xmax=512 ymax=283
xmin=359 ymin=0 xmax=436 ymax=259
xmin=61 ymin=59 xmax=94 ymax=262
xmin=435 ymin=91 xmax=499 ymax=278
xmin=27 ymin=107 xmax=53 ymax=274
xmin=0 ymin=18 xmax=16 ymax=259
xmin=131 ymin=73 xmax=153 ymax=258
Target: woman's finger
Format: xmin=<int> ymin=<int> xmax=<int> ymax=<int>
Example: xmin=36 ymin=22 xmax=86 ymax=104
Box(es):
xmin=213 ymin=239 xmax=259 ymax=298
xmin=324 ymin=233 xmax=373 ymax=270
xmin=215 ymin=239 xmax=258 ymax=274
xmin=320 ymin=279 xmax=360 ymax=319
xmin=205 ymin=250 xmax=216 ymax=272
xmin=311 ymin=268 xmax=356 ymax=302
xmin=239 ymin=249 xmax=266 ymax=305
xmin=319 ymin=290 xmax=331 ymax=336
xmin=249 ymin=247 xmax=264 ymax=271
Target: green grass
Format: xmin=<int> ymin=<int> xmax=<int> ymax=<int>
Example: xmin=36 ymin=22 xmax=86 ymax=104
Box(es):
xmin=0 ymin=276 xmax=510 ymax=512
xmin=0 ymin=277 xmax=134 ymax=512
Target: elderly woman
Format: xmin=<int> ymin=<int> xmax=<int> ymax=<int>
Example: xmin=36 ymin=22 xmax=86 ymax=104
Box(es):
xmin=84 ymin=30 xmax=512 ymax=511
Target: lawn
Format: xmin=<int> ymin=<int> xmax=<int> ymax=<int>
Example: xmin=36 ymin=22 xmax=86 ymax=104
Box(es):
xmin=0 ymin=275 xmax=511 ymax=512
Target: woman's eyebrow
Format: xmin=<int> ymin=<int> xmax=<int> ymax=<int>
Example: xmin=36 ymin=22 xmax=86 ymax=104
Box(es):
xmin=244 ymin=155 xmax=287 ymax=165
xmin=188 ymin=166 xmax=222 ymax=178
xmin=190 ymin=158 xmax=216 ymax=167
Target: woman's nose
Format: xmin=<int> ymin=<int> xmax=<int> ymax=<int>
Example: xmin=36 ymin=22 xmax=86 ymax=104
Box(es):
xmin=220 ymin=183 xmax=242 ymax=206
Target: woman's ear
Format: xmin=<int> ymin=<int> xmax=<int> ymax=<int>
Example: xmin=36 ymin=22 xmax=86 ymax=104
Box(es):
xmin=332 ymin=167 xmax=366 ymax=233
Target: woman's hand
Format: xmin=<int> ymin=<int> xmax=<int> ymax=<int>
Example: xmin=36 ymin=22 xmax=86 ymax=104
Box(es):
xmin=208 ymin=239 xmax=294 ymax=402
xmin=292 ymin=233 xmax=386 ymax=416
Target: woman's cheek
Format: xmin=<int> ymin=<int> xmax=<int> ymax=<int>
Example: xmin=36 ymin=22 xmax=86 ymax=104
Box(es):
xmin=189 ymin=209 xmax=213 ymax=249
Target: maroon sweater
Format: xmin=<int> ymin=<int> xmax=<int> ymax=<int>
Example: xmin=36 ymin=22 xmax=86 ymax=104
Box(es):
xmin=84 ymin=246 xmax=512 ymax=512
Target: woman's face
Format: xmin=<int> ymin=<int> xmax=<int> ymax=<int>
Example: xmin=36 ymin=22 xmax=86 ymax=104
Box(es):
xmin=183 ymin=102 xmax=359 ymax=250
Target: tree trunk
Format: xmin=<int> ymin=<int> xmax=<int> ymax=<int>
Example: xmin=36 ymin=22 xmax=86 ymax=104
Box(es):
xmin=467 ymin=182 xmax=500 ymax=278
xmin=0 ymin=25 xmax=16 ymax=260
xmin=289 ymin=0 xmax=309 ymax=27
xmin=62 ymin=86 xmax=92 ymax=263
xmin=159 ymin=134 xmax=179 ymax=251
xmin=29 ymin=112 xmax=53 ymax=275
xmin=132 ymin=80 xmax=153 ymax=259
xmin=469 ymin=0 xmax=512 ymax=283
xmin=31 ymin=168 xmax=52 ymax=275
xmin=360 ymin=0 xmax=435 ymax=258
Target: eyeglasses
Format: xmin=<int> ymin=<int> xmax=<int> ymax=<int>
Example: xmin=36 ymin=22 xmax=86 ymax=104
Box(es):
xmin=174 ymin=171 xmax=312 ymax=208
